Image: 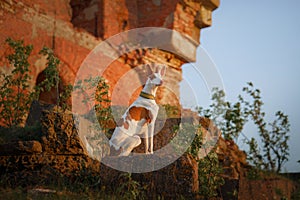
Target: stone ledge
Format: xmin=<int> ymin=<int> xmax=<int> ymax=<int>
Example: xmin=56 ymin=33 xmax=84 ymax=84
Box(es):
xmin=131 ymin=28 xmax=199 ymax=62
xmin=198 ymin=0 xmax=220 ymax=10
xmin=100 ymin=153 xmax=199 ymax=199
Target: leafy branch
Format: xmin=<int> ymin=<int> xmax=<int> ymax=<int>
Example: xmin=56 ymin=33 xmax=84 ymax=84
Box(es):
xmin=0 ymin=38 xmax=72 ymax=127
xmin=197 ymin=82 xmax=290 ymax=173
xmin=0 ymin=38 xmax=33 ymax=127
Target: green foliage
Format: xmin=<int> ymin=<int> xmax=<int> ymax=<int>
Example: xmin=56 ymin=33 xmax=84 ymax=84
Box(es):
xmin=246 ymin=167 xmax=262 ymax=180
xmin=0 ymin=39 xmax=73 ymax=127
xmin=197 ymin=82 xmax=290 ymax=173
xmin=37 ymin=47 xmax=72 ymax=111
xmin=59 ymin=84 xmax=73 ymax=111
xmin=161 ymin=104 xmax=180 ymax=118
xmin=0 ymin=170 xmax=149 ymax=199
xmin=187 ymin=125 xmax=224 ymax=198
xmin=240 ymin=83 xmax=290 ymax=173
xmin=0 ymin=38 xmax=34 ymax=127
xmin=74 ymin=75 xmax=112 ymax=135
xmin=93 ymin=76 xmax=112 ymax=129
xmin=37 ymin=47 xmax=60 ymax=95
xmin=116 ymin=173 xmax=146 ymax=200
xmin=197 ymin=88 xmax=247 ymax=141
xmin=187 ymin=125 xmax=203 ymax=158
xmin=198 ymin=151 xmax=225 ymax=198
xmin=171 ymin=123 xmax=197 ymax=154
xmin=175 ymin=123 xmax=224 ymax=198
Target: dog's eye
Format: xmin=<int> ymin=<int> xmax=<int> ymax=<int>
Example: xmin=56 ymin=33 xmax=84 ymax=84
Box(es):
xmin=149 ymin=74 xmax=155 ymax=80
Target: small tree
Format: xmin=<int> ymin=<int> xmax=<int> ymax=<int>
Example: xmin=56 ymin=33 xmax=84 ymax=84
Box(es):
xmin=37 ymin=47 xmax=72 ymax=111
xmin=73 ymin=76 xmax=111 ymax=128
xmin=0 ymin=38 xmax=33 ymax=127
xmin=197 ymin=82 xmax=290 ymax=173
xmin=240 ymin=83 xmax=290 ymax=172
xmin=197 ymin=151 xmax=224 ymax=198
xmin=197 ymin=88 xmax=247 ymax=141
xmin=0 ymin=38 xmax=72 ymax=127
xmin=183 ymin=124 xmax=224 ymax=198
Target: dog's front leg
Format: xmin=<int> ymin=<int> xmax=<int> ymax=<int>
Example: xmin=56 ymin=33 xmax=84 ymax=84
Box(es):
xmin=147 ymin=123 xmax=154 ymax=154
xmin=144 ymin=127 xmax=150 ymax=154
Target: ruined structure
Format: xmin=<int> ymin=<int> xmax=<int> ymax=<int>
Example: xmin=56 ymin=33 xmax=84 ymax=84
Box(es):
xmin=0 ymin=104 xmax=296 ymax=199
xmin=0 ymin=0 xmax=219 ymax=106
xmin=0 ymin=1 xmax=298 ymax=198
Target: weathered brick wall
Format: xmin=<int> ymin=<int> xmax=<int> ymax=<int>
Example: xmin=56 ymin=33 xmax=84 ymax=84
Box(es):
xmin=71 ymin=0 xmax=137 ymax=38
xmin=71 ymin=0 xmax=219 ymax=44
xmin=0 ymin=0 xmax=219 ymax=108
xmin=0 ymin=0 xmax=99 ymax=89
xmin=136 ymin=0 xmax=176 ymax=29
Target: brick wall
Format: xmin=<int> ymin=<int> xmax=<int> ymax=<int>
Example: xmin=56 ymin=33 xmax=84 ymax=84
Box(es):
xmin=71 ymin=0 xmax=219 ymax=44
xmin=0 ymin=0 xmax=219 ymax=108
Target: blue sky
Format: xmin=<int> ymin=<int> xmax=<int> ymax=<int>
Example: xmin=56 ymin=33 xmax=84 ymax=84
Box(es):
xmin=182 ymin=1 xmax=300 ymax=172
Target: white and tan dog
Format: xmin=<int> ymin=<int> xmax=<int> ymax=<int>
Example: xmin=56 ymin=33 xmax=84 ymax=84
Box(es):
xmin=109 ymin=64 xmax=166 ymax=156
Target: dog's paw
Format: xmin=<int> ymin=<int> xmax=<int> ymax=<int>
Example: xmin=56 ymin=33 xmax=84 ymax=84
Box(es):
xmin=120 ymin=150 xmax=131 ymax=156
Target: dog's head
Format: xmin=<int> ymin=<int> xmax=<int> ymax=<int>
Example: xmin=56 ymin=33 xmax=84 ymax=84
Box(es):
xmin=146 ymin=64 xmax=166 ymax=86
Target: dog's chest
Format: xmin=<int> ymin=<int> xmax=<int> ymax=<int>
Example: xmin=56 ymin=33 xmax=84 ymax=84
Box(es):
xmin=117 ymin=98 xmax=159 ymax=136
xmin=128 ymin=98 xmax=159 ymax=120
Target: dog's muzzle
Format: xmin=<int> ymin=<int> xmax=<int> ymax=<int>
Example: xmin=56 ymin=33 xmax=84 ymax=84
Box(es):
xmin=156 ymin=81 xmax=163 ymax=86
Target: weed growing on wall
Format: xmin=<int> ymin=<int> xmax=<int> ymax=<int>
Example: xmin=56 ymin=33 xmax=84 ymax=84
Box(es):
xmin=0 ymin=38 xmax=34 ymax=127
xmin=173 ymin=122 xmax=224 ymax=198
xmin=197 ymin=151 xmax=225 ymax=198
xmin=116 ymin=173 xmax=146 ymax=200
xmin=73 ymin=75 xmax=112 ymax=137
xmin=0 ymin=38 xmax=73 ymax=127
xmin=37 ymin=47 xmax=72 ymax=111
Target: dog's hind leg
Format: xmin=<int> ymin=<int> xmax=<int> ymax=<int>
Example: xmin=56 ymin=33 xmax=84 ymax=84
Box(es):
xmin=120 ymin=135 xmax=141 ymax=156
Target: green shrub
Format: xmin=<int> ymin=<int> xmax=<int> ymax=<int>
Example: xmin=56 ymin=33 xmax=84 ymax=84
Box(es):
xmin=0 ymin=38 xmax=34 ymax=127
xmin=197 ymin=83 xmax=290 ymax=173
xmin=0 ymin=38 xmax=72 ymax=127
xmin=115 ymin=173 xmax=146 ymax=200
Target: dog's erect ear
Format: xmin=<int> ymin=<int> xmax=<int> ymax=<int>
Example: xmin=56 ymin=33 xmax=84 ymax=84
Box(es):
xmin=145 ymin=63 xmax=155 ymax=74
xmin=155 ymin=65 xmax=160 ymax=73
xmin=150 ymin=63 xmax=156 ymax=73
xmin=160 ymin=65 xmax=166 ymax=77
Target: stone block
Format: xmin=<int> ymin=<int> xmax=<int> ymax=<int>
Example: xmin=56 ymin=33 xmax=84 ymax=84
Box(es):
xmin=0 ymin=141 xmax=42 ymax=156
xmin=40 ymin=105 xmax=87 ymax=155
xmin=100 ymin=153 xmax=199 ymax=199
